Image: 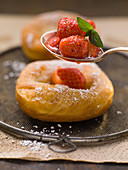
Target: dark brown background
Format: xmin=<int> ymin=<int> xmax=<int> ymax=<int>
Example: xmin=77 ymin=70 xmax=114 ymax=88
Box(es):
xmin=0 ymin=0 xmax=128 ymax=16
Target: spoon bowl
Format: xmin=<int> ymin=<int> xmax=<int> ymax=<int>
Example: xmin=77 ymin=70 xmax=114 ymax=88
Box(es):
xmin=41 ymin=30 xmax=128 ymax=63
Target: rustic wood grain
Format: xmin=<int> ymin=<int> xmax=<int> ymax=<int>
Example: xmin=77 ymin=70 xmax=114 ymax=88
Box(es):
xmin=1 ymin=160 xmax=128 ymax=170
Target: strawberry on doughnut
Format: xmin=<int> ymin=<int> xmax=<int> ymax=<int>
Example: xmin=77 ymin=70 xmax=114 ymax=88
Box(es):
xmin=52 ymin=67 xmax=86 ymax=89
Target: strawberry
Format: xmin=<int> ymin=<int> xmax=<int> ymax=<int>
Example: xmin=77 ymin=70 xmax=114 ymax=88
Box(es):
xmin=52 ymin=67 xmax=63 ymax=85
xmin=57 ymin=67 xmax=86 ymax=89
xmin=46 ymin=37 xmax=60 ymax=48
xmin=45 ymin=37 xmax=60 ymax=54
xmin=57 ymin=17 xmax=85 ymax=39
xmin=89 ymin=42 xmax=102 ymax=58
xmin=59 ymin=35 xmax=89 ymax=59
xmin=86 ymin=19 xmax=96 ymax=29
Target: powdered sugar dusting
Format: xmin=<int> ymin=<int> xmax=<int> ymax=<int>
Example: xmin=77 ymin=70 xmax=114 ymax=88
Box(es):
xmin=79 ymin=90 xmax=85 ymax=99
xmin=20 ymin=139 xmax=47 ymax=151
xmin=3 ymin=60 xmax=26 ymax=80
xmin=35 ymin=87 xmax=43 ymax=95
xmin=73 ymin=97 xmax=78 ymax=101
xmin=34 ymin=97 xmax=41 ymax=101
xmin=54 ymin=84 xmax=91 ymax=100
xmin=3 ymin=60 xmax=26 ymax=72
xmin=116 ymin=110 xmax=123 ymax=115
xmin=54 ymin=84 xmax=69 ymax=93
xmin=36 ymin=87 xmax=42 ymax=91
xmin=46 ymin=153 xmax=51 ymax=158
xmin=92 ymin=72 xmax=100 ymax=77
xmin=3 ymin=75 xmax=9 ymax=80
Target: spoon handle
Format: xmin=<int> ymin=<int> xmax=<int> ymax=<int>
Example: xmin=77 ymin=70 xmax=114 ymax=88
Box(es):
xmin=102 ymin=47 xmax=128 ymax=57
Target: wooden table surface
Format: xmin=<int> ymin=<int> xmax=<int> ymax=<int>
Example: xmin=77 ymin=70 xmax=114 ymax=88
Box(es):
xmin=0 ymin=14 xmax=128 ymax=169
xmin=1 ymin=160 xmax=128 ymax=170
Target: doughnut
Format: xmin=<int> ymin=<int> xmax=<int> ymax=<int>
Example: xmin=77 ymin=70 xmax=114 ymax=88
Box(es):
xmin=16 ymin=60 xmax=114 ymax=122
xmin=22 ymin=10 xmax=86 ymax=60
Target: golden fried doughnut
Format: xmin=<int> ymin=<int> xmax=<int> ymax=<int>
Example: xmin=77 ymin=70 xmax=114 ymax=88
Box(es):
xmin=22 ymin=10 xmax=85 ymax=60
xmin=16 ymin=60 xmax=114 ymax=122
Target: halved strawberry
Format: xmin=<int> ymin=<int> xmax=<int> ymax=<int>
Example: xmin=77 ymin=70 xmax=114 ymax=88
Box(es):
xmin=45 ymin=37 xmax=60 ymax=54
xmin=57 ymin=17 xmax=85 ymax=39
xmin=89 ymin=42 xmax=102 ymax=58
xmin=59 ymin=35 xmax=89 ymax=59
xmin=52 ymin=67 xmax=62 ymax=85
xmin=56 ymin=67 xmax=86 ymax=89
xmin=46 ymin=36 xmax=60 ymax=48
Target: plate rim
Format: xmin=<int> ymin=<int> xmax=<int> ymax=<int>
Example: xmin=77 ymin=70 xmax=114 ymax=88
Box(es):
xmin=0 ymin=46 xmax=128 ymax=145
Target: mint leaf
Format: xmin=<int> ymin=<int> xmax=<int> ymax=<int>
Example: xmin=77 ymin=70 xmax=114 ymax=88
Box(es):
xmin=89 ymin=30 xmax=104 ymax=48
xmin=77 ymin=17 xmax=93 ymax=32
xmin=77 ymin=17 xmax=104 ymax=48
xmin=84 ymin=30 xmax=92 ymax=37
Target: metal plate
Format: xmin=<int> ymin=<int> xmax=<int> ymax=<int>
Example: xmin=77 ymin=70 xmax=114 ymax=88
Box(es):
xmin=0 ymin=47 xmax=128 ymax=144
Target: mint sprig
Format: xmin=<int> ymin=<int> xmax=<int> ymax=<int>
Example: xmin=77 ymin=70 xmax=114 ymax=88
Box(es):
xmin=77 ymin=17 xmax=104 ymax=48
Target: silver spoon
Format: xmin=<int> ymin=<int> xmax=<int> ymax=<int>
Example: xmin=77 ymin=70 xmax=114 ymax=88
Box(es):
xmin=41 ymin=30 xmax=128 ymax=63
